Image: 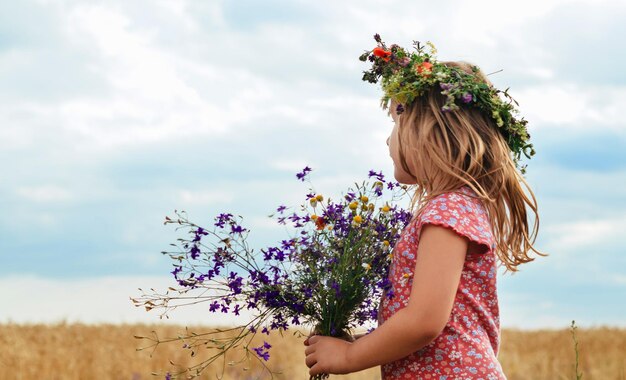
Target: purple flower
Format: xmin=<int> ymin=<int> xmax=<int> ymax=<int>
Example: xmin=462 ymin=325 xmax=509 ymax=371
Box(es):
xmin=368 ymin=170 xmax=385 ymax=182
xmin=228 ymin=274 xmax=244 ymax=295
xmin=165 ymin=373 xmax=172 ymax=380
xmin=170 ymin=265 xmax=182 ymax=279
xmin=396 ymin=104 xmax=404 ymax=114
xmin=439 ymin=82 xmax=453 ymax=91
xmin=296 ymin=166 xmax=312 ymax=181
xmin=398 ymin=57 xmax=410 ymax=67
xmin=192 ymin=227 xmax=208 ymax=242
xmin=461 ymin=92 xmax=473 ymax=103
xmin=230 ymin=224 xmax=246 ymax=234
xmin=190 ymin=244 xmax=200 ymax=260
xmin=253 ymin=341 xmax=272 ymax=361
xmin=331 ymin=280 xmax=341 ymax=297
xmin=214 ymin=213 xmax=233 ymax=228
xmin=276 ymin=205 xmax=286 ymax=213
xmin=209 ymin=301 xmax=219 ymax=312
xmin=369 ymin=308 xmax=378 ymax=320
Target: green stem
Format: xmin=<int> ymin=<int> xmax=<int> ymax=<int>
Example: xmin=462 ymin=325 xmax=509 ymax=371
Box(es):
xmin=570 ymin=320 xmax=583 ymax=380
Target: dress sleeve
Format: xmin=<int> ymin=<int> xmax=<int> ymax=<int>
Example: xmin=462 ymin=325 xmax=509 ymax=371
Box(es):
xmin=416 ymin=191 xmax=495 ymax=257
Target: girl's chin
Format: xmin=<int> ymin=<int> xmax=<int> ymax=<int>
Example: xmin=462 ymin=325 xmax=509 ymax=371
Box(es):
xmin=393 ymin=172 xmax=418 ymax=185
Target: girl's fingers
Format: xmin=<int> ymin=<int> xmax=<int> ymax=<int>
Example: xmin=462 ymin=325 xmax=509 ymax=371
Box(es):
xmin=304 ymin=333 xmax=319 ymax=346
xmin=305 ymin=353 xmax=317 ymax=368
xmin=304 ymin=335 xmax=319 ymax=368
xmin=309 ymin=362 xmax=323 ymax=376
xmin=304 ymin=345 xmax=315 ymax=355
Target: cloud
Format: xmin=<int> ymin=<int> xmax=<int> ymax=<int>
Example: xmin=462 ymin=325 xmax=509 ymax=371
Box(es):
xmin=522 ymin=0 xmax=626 ymax=86
xmin=2 ymin=273 xmax=623 ymax=329
xmin=0 ymin=274 xmax=252 ymax=325
xmin=530 ymin=127 xmax=626 ymax=171
xmin=177 ymin=189 xmax=235 ymax=206
xmin=544 ymin=216 xmax=626 ymax=252
xmin=498 ymin=279 xmax=626 ymax=329
xmin=514 ymin=84 xmax=626 ymax=129
xmin=1 ymin=0 xmax=625 ymax=328
xmin=15 ymin=184 xmax=74 ymax=202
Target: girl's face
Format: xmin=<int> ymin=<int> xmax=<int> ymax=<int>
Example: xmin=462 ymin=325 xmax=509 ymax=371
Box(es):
xmin=387 ymin=106 xmax=418 ymax=184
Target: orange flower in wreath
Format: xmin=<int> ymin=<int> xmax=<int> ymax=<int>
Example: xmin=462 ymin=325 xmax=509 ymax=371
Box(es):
xmin=415 ymin=61 xmax=433 ymax=77
xmin=373 ymin=47 xmax=391 ymax=62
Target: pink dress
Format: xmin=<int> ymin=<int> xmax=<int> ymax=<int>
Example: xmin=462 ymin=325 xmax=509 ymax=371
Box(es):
xmin=380 ymin=185 xmax=507 ymax=380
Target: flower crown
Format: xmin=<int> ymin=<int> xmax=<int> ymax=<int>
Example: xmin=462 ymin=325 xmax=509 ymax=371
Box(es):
xmin=359 ymin=34 xmax=535 ymax=173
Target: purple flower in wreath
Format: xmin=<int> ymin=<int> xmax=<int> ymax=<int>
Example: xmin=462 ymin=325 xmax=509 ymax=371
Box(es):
xmin=397 ymin=56 xmax=411 ymax=67
xmin=461 ymin=92 xmax=473 ymax=103
xmin=440 ymin=82 xmax=454 ymax=91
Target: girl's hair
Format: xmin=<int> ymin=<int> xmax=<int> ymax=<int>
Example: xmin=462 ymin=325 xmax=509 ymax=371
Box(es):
xmin=391 ymin=60 xmax=547 ymax=273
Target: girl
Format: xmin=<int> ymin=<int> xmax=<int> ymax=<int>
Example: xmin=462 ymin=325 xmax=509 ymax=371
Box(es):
xmin=304 ymin=36 xmax=547 ymax=379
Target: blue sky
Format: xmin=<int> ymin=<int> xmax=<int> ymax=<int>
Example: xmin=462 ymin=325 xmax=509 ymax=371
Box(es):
xmin=1 ymin=0 xmax=625 ymax=329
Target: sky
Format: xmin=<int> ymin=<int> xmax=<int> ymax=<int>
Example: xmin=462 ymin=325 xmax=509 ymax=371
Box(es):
xmin=1 ymin=0 xmax=625 ymax=330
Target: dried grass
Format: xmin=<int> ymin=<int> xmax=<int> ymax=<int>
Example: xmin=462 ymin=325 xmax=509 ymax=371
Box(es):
xmin=0 ymin=322 xmax=624 ymax=380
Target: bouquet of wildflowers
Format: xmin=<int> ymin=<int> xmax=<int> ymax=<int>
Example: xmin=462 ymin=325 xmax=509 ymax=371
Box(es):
xmin=132 ymin=168 xmax=412 ymax=379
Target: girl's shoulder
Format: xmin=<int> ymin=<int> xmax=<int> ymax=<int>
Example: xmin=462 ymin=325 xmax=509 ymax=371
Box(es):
xmin=421 ymin=185 xmax=487 ymax=217
xmin=416 ymin=185 xmax=495 ymax=252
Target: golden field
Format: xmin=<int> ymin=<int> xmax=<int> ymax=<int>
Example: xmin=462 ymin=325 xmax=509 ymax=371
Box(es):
xmin=0 ymin=322 xmax=624 ymax=380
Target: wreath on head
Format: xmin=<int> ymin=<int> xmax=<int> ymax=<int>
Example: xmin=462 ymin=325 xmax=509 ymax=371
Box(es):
xmin=360 ymin=33 xmax=535 ymax=173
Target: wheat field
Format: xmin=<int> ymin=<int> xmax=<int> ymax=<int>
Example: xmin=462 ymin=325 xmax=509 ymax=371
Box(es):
xmin=0 ymin=322 xmax=624 ymax=380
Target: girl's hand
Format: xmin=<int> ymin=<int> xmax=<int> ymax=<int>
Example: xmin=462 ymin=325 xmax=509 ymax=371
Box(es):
xmin=304 ymin=335 xmax=354 ymax=375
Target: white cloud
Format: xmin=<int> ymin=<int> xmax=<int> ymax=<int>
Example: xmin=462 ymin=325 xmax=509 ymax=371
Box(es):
xmin=269 ymin=159 xmax=313 ymax=173
xmin=177 ymin=189 xmax=235 ymax=205
xmin=15 ymin=184 xmax=74 ymax=202
xmin=1 ymin=0 xmax=626 ymax=330
xmin=499 ymin=306 xmax=575 ymax=330
xmin=54 ymin=5 xmax=231 ymax=149
xmin=609 ymin=274 xmax=626 ymax=285
xmin=0 ymin=274 xmax=252 ymax=326
xmin=514 ymin=83 xmax=626 ymax=129
xmin=498 ymin=289 xmax=626 ymax=329
xmin=3 ymin=274 xmax=622 ymax=329
xmin=544 ymin=215 xmax=626 ymax=252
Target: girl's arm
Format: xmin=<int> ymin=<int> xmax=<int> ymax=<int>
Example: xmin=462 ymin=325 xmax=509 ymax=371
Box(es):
xmin=304 ymin=223 xmax=468 ymax=375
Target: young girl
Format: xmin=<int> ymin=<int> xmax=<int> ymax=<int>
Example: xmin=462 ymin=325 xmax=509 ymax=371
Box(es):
xmin=304 ymin=35 xmax=547 ymax=379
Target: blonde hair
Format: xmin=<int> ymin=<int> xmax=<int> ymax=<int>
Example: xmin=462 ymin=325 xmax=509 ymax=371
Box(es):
xmin=390 ymin=60 xmax=547 ymax=273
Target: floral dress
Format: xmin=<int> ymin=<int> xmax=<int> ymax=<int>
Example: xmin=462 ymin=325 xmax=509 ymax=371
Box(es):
xmin=379 ymin=185 xmax=507 ymax=380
